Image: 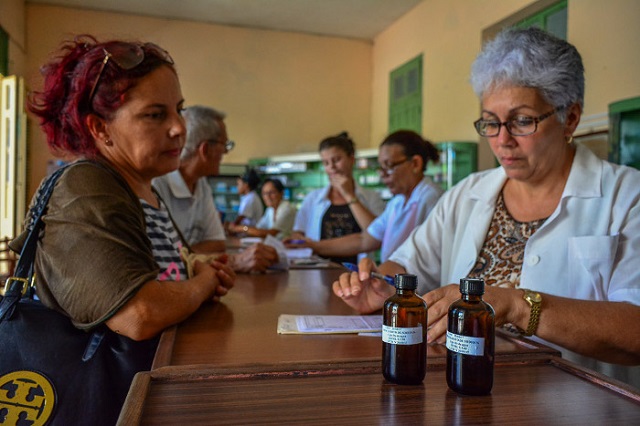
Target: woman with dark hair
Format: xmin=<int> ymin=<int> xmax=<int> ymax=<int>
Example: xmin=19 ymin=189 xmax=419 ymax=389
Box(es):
xmin=235 ymin=178 xmax=297 ymax=239
xmin=234 ymin=167 xmax=264 ymax=226
xmin=289 ymin=130 xmax=442 ymax=262
xmin=333 ymin=27 xmax=640 ymax=387
xmin=291 ymin=132 xmax=385 ymax=264
xmin=9 ymin=35 xmax=235 ymax=421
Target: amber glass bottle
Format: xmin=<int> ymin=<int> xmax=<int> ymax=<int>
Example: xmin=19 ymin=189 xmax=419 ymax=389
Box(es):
xmin=446 ymin=278 xmax=495 ymax=395
xmin=382 ymin=274 xmax=428 ymax=385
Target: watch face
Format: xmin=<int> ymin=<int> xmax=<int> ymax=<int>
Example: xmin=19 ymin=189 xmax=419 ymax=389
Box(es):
xmin=527 ymin=292 xmax=542 ymax=303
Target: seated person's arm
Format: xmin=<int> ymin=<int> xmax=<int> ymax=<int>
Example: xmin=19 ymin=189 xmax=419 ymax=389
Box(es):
xmin=191 ymin=239 xmax=226 ymax=253
xmin=228 ymin=243 xmax=279 ymax=273
xmin=232 ymin=214 xmax=247 ymax=226
xmin=330 ymin=175 xmax=380 ymax=230
xmin=289 ymin=231 xmax=305 ymax=240
xmin=106 ymin=260 xmax=234 ymax=341
xmin=308 ymin=232 xmax=381 ymax=259
xmin=345 ymin=198 xmax=379 ymax=232
xmin=227 ymin=221 xmax=278 ymax=238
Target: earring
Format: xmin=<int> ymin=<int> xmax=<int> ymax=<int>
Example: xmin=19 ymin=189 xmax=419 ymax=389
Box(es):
xmin=105 ymin=139 xmax=113 ymax=146
xmin=566 ymin=135 xmax=574 ymax=145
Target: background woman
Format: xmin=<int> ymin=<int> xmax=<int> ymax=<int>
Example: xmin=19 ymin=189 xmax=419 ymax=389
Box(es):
xmin=11 ymin=35 xmax=235 ymax=420
xmin=292 ymin=132 xmax=385 ymax=264
xmin=289 ymin=130 xmax=442 ymax=263
xmin=230 ymin=178 xmax=297 ymax=239
xmin=332 ymin=27 xmax=640 ymax=387
xmin=234 ymin=167 xmax=264 ymax=226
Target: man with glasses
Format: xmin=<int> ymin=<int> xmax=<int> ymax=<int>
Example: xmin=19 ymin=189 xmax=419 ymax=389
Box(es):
xmin=154 ymin=105 xmax=278 ymax=273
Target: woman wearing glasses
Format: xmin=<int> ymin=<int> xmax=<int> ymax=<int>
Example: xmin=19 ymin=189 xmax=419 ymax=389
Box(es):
xmin=290 ymin=132 xmax=386 ymax=264
xmin=333 ymin=27 xmax=640 ymax=386
xmin=288 ymin=130 xmax=442 ymax=263
xmin=11 ymin=36 xmax=234 ymax=422
xmin=231 ymin=178 xmax=297 ymax=239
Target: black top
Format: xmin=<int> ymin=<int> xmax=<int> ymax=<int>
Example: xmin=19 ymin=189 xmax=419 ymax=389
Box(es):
xmin=320 ymin=203 xmax=361 ymax=264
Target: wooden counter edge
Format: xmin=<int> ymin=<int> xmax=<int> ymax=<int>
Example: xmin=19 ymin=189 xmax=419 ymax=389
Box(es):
xmin=117 ymin=371 xmax=152 ymax=425
xmin=118 ymin=355 xmax=639 ymax=425
xmin=151 ymin=324 xmax=177 ymax=369
xmin=548 ymin=356 xmax=640 ymax=403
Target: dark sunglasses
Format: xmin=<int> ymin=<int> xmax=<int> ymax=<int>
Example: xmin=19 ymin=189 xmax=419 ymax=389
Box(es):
xmin=88 ymin=42 xmax=174 ymax=103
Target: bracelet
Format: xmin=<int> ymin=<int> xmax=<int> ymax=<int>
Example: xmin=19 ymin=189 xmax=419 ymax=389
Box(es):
xmin=242 ymin=226 xmax=249 ymax=233
xmin=347 ymin=197 xmax=359 ymax=205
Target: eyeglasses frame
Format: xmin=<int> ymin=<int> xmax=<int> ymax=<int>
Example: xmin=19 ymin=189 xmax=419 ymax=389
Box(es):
xmin=377 ymin=157 xmax=411 ymax=176
xmin=206 ymin=139 xmax=235 ymax=153
xmin=474 ymin=105 xmax=567 ymax=137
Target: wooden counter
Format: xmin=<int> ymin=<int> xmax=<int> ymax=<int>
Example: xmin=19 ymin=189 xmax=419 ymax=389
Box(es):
xmin=119 ymin=267 xmax=640 ymax=425
xmin=152 ymin=268 xmax=558 ymax=368
xmin=120 ymin=357 xmax=640 ymax=425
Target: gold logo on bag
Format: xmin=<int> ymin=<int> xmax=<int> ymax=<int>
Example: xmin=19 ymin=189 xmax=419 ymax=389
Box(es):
xmin=0 ymin=371 xmax=56 ymax=425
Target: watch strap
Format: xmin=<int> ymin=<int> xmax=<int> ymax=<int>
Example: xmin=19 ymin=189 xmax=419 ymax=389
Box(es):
xmin=522 ymin=290 xmax=541 ymax=336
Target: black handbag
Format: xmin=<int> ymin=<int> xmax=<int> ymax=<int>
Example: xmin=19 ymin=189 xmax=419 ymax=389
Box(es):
xmin=0 ymin=164 xmax=157 ymax=426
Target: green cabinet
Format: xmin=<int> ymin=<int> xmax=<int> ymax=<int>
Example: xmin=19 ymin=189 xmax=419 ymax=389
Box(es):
xmin=207 ymin=164 xmax=246 ymax=222
xmin=430 ymin=142 xmax=478 ymax=190
xmin=609 ymin=97 xmax=640 ymax=170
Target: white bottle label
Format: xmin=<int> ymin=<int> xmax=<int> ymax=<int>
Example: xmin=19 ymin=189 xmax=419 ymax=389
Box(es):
xmin=446 ymin=331 xmax=485 ymax=356
xmin=382 ymin=325 xmax=424 ymax=345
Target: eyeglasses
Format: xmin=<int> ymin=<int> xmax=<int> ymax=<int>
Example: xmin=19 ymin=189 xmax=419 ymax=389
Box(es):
xmin=473 ymin=106 xmax=566 ymax=137
xmin=207 ymin=139 xmax=235 ymax=152
xmin=88 ymin=42 xmax=174 ymax=103
xmin=376 ymin=158 xmax=410 ymax=176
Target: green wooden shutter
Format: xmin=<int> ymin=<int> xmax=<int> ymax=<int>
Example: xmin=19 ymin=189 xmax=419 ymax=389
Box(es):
xmin=389 ymin=54 xmax=422 ymax=134
xmin=516 ymin=1 xmax=567 ymax=40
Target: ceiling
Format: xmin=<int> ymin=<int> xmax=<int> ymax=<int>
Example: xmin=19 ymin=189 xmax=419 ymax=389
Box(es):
xmin=28 ymin=0 xmax=424 ymax=41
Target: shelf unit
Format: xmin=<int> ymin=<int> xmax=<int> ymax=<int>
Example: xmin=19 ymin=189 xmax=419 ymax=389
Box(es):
xmin=207 ymin=164 xmax=246 ymax=223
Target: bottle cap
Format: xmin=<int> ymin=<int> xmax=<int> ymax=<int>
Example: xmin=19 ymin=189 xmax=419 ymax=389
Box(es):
xmin=460 ymin=278 xmax=485 ymax=295
xmin=394 ymin=274 xmax=417 ymax=290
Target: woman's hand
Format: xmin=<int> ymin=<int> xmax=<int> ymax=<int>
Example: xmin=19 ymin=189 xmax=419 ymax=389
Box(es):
xmin=423 ymin=284 xmax=525 ymax=344
xmin=422 ymin=284 xmax=463 ymax=344
xmin=230 ymin=243 xmax=278 ymax=273
xmin=329 ymin=173 xmax=356 ymax=201
xmin=193 ymin=259 xmax=236 ymax=302
xmin=332 ymin=258 xmax=395 ymax=313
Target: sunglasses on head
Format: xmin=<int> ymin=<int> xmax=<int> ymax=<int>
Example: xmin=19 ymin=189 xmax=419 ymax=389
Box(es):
xmin=88 ymin=42 xmax=174 ymax=103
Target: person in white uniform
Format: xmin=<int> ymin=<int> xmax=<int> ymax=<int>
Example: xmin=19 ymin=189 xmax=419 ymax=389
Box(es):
xmin=332 ymin=27 xmax=640 ymax=387
xmin=288 ymin=130 xmax=442 ymax=263
xmin=291 ymin=132 xmax=386 ymax=264
xmin=154 ymin=106 xmax=278 ymax=273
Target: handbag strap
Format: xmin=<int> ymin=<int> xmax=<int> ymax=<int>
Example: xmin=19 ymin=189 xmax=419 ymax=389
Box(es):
xmin=1 ymin=164 xmax=71 ymax=319
xmin=0 ymin=161 xmax=113 ymax=362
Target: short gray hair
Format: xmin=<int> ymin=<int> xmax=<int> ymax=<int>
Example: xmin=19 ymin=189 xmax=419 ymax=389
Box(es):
xmin=470 ymin=27 xmax=584 ymax=123
xmin=180 ymin=105 xmax=226 ymax=160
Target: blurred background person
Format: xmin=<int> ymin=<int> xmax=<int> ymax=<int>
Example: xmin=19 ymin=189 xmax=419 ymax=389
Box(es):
xmin=154 ymin=105 xmax=277 ymax=273
xmin=291 ymin=131 xmax=385 ymax=264
xmin=233 ymin=167 xmax=264 ymax=227
xmin=332 ymin=27 xmax=640 ymax=387
xmin=230 ymin=178 xmax=296 ymax=239
xmin=287 ymin=130 xmax=442 ymax=263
